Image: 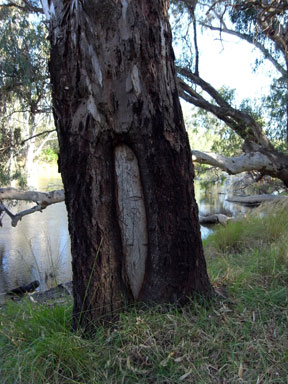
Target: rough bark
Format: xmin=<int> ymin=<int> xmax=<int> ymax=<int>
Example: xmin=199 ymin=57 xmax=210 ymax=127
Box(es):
xmin=0 ymin=187 xmax=232 ymax=227
xmin=45 ymin=0 xmax=211 ymax=329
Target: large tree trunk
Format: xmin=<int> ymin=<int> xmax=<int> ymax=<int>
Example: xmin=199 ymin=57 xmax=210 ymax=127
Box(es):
xmin=48 ymin=0 xmax=211 ymax=330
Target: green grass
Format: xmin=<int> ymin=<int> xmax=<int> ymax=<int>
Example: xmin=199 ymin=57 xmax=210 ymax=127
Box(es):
xmin=0 ymin=203 xmax=287 ymax=383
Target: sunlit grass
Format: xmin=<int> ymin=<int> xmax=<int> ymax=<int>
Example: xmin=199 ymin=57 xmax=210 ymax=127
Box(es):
xmin=0 ymin=203 xmax=287 ymax=383
xmin=204 ymin=198 xmax=288 ymax=255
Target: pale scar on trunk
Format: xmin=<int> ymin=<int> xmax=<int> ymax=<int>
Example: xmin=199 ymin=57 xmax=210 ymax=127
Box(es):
xmin=114 ymin=144 xmax=148 ymax=299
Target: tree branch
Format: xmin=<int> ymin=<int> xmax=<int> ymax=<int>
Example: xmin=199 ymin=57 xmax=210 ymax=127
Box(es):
xmin=0 ymin=188 xmax=64 ymax=227
xmin=177 ymin=67 xmax=272 ymax=148
xmin=226 ymin=194 xmax=288 ymax=205
xmin=0 ymin=0 xmax=44 ymax=13
xmin=21 ymin=129 xmax=56 ymax=145
xmin=199 ymin=22 xmax=286 ymax=76
xmin=192 ymin=149 xmax=273 ymax=173
xmin=238 ymin=0 xmax=288 ymax=62
xmin=33 ymin=131 xmax=57 ymax=158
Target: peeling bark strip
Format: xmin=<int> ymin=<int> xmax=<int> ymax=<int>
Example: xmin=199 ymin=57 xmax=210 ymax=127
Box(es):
xmin=47 ymin=0 xmax=211 ymax=328
xmin=115 ymin=145 xmax=148 ymax=299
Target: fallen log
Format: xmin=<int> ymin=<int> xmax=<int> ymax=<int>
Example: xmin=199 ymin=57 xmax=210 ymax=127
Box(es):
xmin=199 ymin=214 xmax=231 ymax=226
xmin=226 ymin=194 xmax=288 ymax=206
xmin=7 ymin=280 xmax=40 ymax=297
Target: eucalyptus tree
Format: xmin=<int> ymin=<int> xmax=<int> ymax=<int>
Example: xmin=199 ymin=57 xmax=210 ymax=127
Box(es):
xmin=39 ymin=0 xmax=211 ymax=330
xmin=172 ymin=0 xmax=288 ymax=186
xmin=0 ymin=5 xmax=55 ymax=182
xmin=200 ymin=0 xmax=288 ymax=142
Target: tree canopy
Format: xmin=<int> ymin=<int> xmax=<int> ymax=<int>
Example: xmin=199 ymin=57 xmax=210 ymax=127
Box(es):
xmin=0 ymin=3 xmax=55 ymax=184
xmin=170 ymin=0 xmax=288 ymax=186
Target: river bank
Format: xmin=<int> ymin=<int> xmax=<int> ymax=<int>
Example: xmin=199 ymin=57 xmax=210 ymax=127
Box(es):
xmin=1 ymin=203 xmax=287 ymax=383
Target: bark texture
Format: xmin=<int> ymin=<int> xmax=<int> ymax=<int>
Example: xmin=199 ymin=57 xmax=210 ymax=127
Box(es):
xmin=48 ymin=0 xmax=211 ymax=328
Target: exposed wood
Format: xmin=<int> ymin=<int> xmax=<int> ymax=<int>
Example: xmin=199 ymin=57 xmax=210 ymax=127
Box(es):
xmin=0 ymin=186 xmax=231 ymax=228
xmin=115 ymin=144 xmax=148 ymax=300
xmin=227 ymin=194 xmax=288 ymax=206
xmin=176 ymin=52 xmax=288 ymax=187
xmin=192 ymin=150 xmax=275 ymax=174
xmin=7 ymin=280 xmax=40 ymax=296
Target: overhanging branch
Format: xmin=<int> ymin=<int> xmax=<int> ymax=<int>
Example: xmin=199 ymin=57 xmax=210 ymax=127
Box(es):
xmin=191 ymin=149 xmax=283 ymax=178
xmin=200 ymin=22 xmax=286 ymax=76
xmin=0 ymin=188 xmax=64 ymax=227
xmin=177 ymin=68 xmax=272 ymax=148
xmin=21 ymin=129 xmax=56 ymax=145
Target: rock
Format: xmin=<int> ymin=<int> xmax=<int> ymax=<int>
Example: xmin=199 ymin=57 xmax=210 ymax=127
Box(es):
xmin=32 ymin=282 xmax=73 ymax=304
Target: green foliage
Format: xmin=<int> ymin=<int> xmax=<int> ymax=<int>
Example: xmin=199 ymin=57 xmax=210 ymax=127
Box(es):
xmin=184 ymin=87 xmax=243 ymax=157
xmin=239 ymin=99 xmax=265 ymax=128
xmin=172 ymin=0 xmax=288 ymax=156
xmin=38 ymin=147 xmax=58 ymax=164
xmin=0 ymin=7 xmax=50 ymax=110
xmin=188 ymin=109 xmax=242 ymax=157
xmin=227 ymin=0 xmax=288 ymax=143
xmin=1 ymin=206 xmax=287 ymax=383
xmin=0 ymin=6 xmax=54 ymax=185
xmin=264 ymin=78 xmax=288 ymax=145
xmin=204 ymin=199 xmax=288 ymax=255
xmin=229 ymin=4 xmax=258 ymax=34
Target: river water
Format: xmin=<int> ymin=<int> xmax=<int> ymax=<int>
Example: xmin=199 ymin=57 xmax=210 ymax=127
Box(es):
xmin=0 ymin=168 xmax=248 ymax=302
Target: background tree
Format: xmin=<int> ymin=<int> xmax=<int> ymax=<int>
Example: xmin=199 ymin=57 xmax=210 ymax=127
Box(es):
xmin=171 ymin=0 xmax=288 ymax=186
xmin=200 ymin=0 xmax=288 ymax=142
xmin=0 ymin=4 xmax=56 ymax=184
